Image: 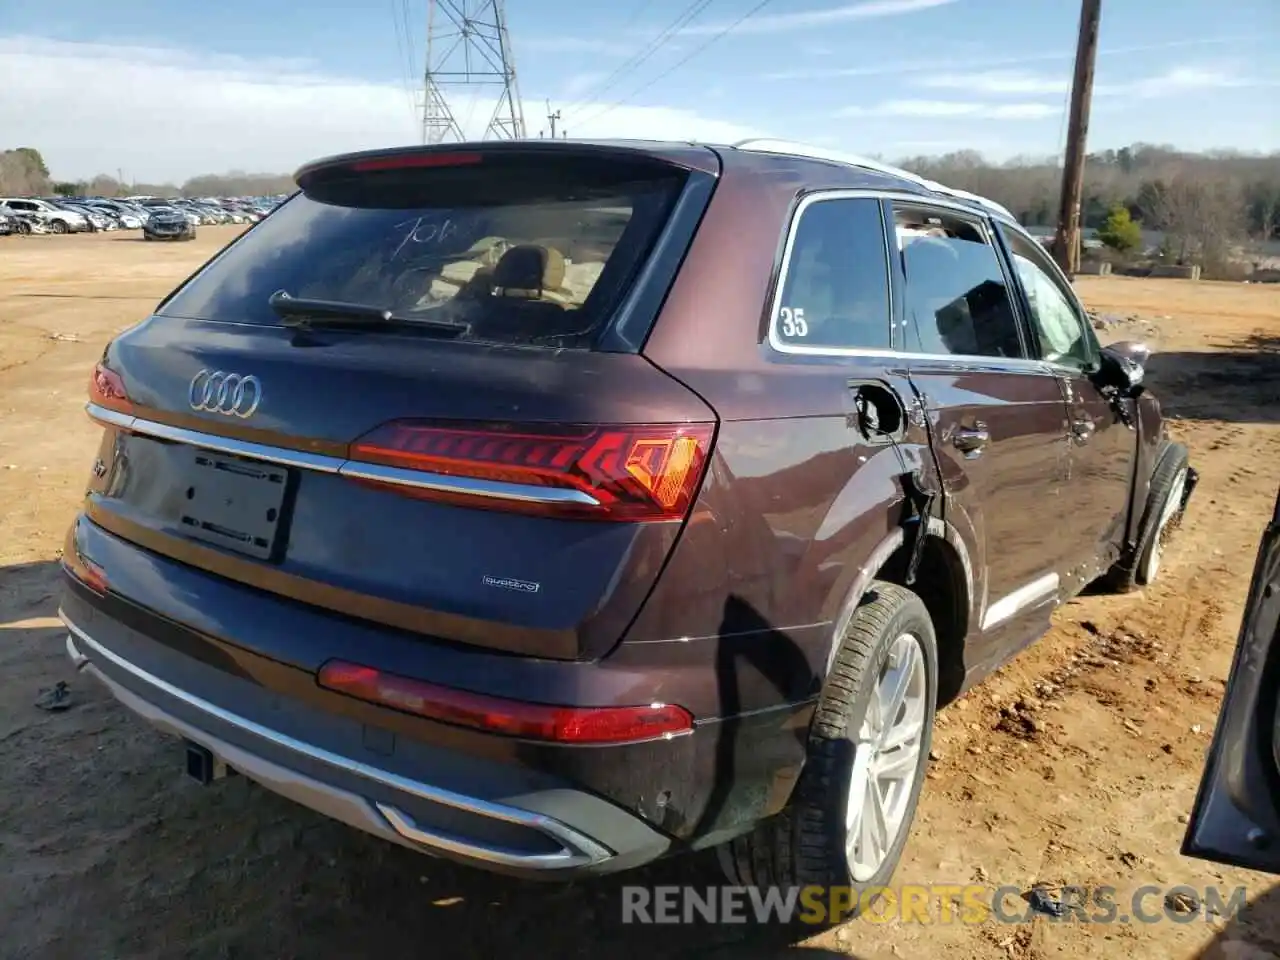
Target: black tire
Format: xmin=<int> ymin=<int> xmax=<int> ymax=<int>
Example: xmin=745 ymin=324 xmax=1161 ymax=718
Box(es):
xmin=717 ymin=581 xmax=938 ymax=920
xmin=1107 ymin=440 xmax=1190 ymax=592
xmin=49 ymin=219 xmax=68 ymax=234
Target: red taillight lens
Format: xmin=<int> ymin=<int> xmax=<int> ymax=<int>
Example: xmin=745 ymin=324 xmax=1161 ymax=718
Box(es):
xmin=88 ymin=361 xmax=132 ymax=415
xmin=348 ymin=421 xmax=714 ymax=521
xmin=65 ymin=553 xmax=109 ymax=595
xmin=348 ymin=152 xmax=484 ymax=172
xmin=318 ymin=660 xmax=694 ymax=744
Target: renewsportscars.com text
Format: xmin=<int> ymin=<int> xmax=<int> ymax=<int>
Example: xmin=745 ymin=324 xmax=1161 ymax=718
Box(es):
xmin=620 ymin=884 xmax=1248 ymax=926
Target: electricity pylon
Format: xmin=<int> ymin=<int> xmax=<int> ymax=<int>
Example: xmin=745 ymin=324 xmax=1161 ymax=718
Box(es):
xmin=422 ymin=0 xmax=527 ymax=144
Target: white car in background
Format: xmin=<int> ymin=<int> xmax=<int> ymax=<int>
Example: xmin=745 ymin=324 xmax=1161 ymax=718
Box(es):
xmin=0 ymin=197 xmax=90 ymax=233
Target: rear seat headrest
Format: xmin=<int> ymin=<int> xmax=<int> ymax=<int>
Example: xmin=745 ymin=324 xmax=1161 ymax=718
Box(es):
xmin=492 ymin=244 xmax=566 ymax=297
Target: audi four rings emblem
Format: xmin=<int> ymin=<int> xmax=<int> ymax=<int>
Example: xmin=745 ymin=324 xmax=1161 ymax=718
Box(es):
xmin=188 ymin=369 xmax=262 ymax=418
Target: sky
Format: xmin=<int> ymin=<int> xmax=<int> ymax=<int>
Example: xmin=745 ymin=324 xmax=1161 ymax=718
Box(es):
xmin=1 ymin=0 xmax=1277 ymax=183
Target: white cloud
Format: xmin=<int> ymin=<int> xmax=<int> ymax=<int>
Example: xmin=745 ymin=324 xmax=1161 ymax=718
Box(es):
xmin=905 ymin=63 xmax=1262 ymax=103
xmin=681 ymin=0 xmax=958 ymax=35
xmin=839 ymin=99 xmax=1060 ymax=120
xmin=913 ymin=70 xmax=1070 ymax=95
xmin=1127 ymin=66 xmax=1252 ymax=98
xmin=763 ymin=34 xmax=1263 ymax=81
xmin=0 ymin=36 xmax=764 ymax=182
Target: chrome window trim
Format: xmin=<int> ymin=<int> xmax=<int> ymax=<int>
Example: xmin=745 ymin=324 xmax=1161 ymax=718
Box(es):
xmin=764 ymin=188 xmax=1051 ymax=376
xmin=63 ymin=619 xmax=613 ymax=870
xmin=84 ymin=402 xmax=601 ymax=507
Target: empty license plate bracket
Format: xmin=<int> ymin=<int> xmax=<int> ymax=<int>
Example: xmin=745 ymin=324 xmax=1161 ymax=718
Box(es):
xmin=178 ymin=451 xmax=289 ymax=559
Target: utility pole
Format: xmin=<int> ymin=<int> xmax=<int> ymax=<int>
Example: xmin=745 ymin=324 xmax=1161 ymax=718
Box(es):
xmin=1051 ymin=0 xmax=1103 ymax=277
xmin=421 ymin=0 xmax=527 ymax=144
xmin=546 ymin=101 xmax=562 ymax=139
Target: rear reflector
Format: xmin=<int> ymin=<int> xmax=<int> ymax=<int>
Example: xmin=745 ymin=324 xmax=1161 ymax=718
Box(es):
xmin=318 ymin=660 xmax=694 ymax=744
xmin=348 ymin=152 xmax=484 ymax=172
xmin=348 ymin=421 xmax=714 ymax=521
xmin=89 ymin=362 xmax=132 ymax=415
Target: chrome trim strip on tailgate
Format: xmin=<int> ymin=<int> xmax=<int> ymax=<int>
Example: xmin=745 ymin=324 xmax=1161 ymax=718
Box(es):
xmin=62 ymin=616 xmax=613 ymax=870
xmin=85 ymin=401 xmax=601 ymax=506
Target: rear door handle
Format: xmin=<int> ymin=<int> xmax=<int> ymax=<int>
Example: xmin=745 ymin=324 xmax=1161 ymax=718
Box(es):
xmin=953 ymin=424 xmax=990 ymax=454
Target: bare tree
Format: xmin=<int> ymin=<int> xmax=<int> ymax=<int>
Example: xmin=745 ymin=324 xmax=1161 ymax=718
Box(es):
xmin=1142 ymin=174 xmax=1245 ymax=270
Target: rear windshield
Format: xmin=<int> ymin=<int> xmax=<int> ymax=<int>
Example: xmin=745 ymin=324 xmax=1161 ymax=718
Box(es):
xmin=157 ymin=153 xmax=688 ymax=350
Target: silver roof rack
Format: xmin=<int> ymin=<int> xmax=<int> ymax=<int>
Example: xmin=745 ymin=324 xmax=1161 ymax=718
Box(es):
xmin=732 ymin=138 xmax=1016 ymax=222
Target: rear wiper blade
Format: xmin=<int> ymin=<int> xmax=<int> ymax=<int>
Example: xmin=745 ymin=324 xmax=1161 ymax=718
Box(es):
xmin=268 ymin=290 xmax=469 ymax=336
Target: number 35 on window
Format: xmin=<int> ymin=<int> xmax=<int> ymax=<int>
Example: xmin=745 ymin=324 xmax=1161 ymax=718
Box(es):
xmin=779 ymin=306 xmax=808 ymax=337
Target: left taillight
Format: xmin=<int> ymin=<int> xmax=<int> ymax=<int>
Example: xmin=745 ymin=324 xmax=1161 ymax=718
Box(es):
xmin=88 ymin=361 xmax=132 ymax=415
xmin=318 ymin=659 xmax=694 ymax=745
xmin=347 ymin=421 xmax=714 ymax=522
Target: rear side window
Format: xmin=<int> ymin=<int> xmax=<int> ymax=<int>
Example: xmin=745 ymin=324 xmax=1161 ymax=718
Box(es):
xmin=892 ymin=204 xmax=1023 ymax=360
xmin=158 ymin=153 xmax=688 ymax=350
xmin=771 ymin=197 xmax=892 ymax=351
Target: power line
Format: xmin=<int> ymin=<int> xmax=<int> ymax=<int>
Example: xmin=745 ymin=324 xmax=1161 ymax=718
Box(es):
xmin=621 ymin=0 xmax=660 ymax=31
xmin=570 ymin=0 xmax=779 ymax=129
xmin=400 ymin=0 xmax=419 ymax=83
xmin=561 ymin=0 xmax=720 ymax=120
xmin=388 ymin=0 xmax=418 ymax=126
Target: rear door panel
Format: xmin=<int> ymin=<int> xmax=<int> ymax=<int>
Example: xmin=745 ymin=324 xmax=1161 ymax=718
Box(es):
xmin=884 ymin=199 xmax=1073 ymax=655
xmin=1183 ymin=486 xmax=1280 ymax=874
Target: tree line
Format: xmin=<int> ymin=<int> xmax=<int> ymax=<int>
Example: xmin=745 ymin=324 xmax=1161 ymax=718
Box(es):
xmin=4 ymin=142 xmax=1277 ymax=261
xmin=0 ymin=149 xmax=294 ymax=200
xmin=898 ymin=143 xmax=1280 ymax=269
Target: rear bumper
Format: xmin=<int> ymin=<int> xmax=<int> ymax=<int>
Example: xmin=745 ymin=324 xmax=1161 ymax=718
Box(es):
xmin=63 ymin=614 xmax=671 ymax=879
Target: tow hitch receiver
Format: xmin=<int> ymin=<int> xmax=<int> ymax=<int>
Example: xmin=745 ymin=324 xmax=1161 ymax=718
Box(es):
xmin=183 ymin=739 xmax=231 ymax=784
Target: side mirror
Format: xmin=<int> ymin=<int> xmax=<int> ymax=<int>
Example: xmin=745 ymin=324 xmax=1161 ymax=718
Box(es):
xmin=1096 ymin=341 xmax=1148 ymax=395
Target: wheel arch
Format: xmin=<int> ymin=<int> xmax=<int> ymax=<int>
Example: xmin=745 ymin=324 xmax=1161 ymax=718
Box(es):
xmin=824 ymin=519 xmax=975 ymax=705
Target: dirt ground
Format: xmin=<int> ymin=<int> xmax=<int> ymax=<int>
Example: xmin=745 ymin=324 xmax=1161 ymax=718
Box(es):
xmin=1 ymin=228 xmax=1278 ymax=960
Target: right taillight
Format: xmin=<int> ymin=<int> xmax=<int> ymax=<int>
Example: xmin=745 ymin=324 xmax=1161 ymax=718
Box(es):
xmin=88 ymin=361 xmax=132 ymax=415
xmin=318 ymin=659 xmax=694 ymax=744
xmin=346 ymin=421 xmax=714 ymax=521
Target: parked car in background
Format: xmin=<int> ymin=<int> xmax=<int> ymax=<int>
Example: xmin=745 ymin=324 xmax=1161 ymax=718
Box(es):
xmin=0 ymin=197 xmax=89 ymax=233
xmin=56 ymin=201 xmax=115 ymax=231
xmin=141 ymin=205 xmax=197 ymax=241
xmin=1183 ymin=485 xmax=1280 ymax=875
xmin=62 ymin=139 xmax=1193 ymax=899
xmin=138 ymin=199 xmax=201 ymax=227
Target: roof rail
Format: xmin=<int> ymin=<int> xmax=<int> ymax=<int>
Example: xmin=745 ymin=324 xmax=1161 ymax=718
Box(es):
xmin=732 ymin=138 xmax=1016 ymax=221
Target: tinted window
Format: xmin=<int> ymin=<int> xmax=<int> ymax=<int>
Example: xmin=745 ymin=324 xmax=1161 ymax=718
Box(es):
xmin=158 ymin=154 xmax=686 ymax=350
xmin=772 ymin=197 xmax=891 ymax=350
xmin=893 ymin=204 xmax=1023 ymax=359
xmin=1002 ymin=228 xmax=1097 ymax=370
